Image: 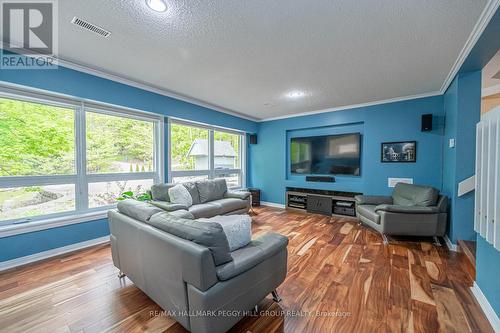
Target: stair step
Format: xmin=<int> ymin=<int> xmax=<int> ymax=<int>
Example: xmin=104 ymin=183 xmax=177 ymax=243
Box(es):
xmin=457 ymin=239 xmax=476 ymax=280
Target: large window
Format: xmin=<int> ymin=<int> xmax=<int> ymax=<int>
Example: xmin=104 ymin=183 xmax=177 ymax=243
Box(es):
xmin=0 ymin=91 xmax=162 ymax=225
xmin=169 ymin=120 xmax=245 ymax=188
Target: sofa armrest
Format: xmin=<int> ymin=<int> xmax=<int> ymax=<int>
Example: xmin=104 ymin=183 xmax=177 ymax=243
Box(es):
xmin=375 ymin=204 xmax=439 ymax=214
xmin=215 ymin=232 xmax=288 ymax=281
xmin=224 ymin=190 xmax=251 ymax=200
xmin=150 ymin=200 xmax=187 ymax=212
xmin=355 ymin=195 xmax=393 ymax=206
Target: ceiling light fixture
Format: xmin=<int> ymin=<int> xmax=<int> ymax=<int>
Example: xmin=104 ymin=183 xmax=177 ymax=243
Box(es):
xmin=286 ymin=90 xmax=306 ymax=99
xmin=146 ymin=0 xmax=167 ymax=12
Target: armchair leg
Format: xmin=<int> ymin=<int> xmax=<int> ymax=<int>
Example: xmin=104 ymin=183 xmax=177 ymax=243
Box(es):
xmin=433 ymin=236 xmax=442 ymax=247
xmin=117 ymin=270 xmax=126 ymax=278
xmin=382 ymin=234 xmax=389 ymax=245
xmin=271 ymin=290 xmax=282 ymax=303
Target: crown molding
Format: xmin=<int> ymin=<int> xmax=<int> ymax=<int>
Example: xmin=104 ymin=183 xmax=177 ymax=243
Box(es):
xmin=259 ymin=91 xmax=442 ymax=122
xmin=439 ymin=0 xmax=500 ymax=93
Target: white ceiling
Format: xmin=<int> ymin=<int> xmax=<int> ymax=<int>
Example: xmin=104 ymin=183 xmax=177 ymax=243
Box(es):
xmin=21 ymin=1 xmax=498 ymax=120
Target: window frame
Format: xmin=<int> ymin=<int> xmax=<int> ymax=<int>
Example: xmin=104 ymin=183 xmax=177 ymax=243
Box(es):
xmin=168 ymin=118 xmax=246 ymax=189
xmin=0 ymin=87 xmax=164 ymax=227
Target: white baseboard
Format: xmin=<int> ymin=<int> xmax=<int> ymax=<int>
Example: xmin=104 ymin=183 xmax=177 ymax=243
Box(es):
xmin=260 ymin=201 xmax=286 ymax=209
xmin=0 ymin=235 xmax=110 ymax=272
xmin=471 ymin=281 xmax=500 ymax=332
xmin=444 ymin=235 xmax=458 ymax=252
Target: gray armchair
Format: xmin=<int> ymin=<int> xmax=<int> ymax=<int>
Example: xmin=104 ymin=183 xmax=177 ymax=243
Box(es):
xmin=355 ymin=183 xmax=447 ymax=244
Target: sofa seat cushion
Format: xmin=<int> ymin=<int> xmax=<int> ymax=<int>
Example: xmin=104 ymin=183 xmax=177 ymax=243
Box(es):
xmin=117 ymin=199 xmax=163 ymax=223
xmin=196 ymin=179 xmax=227 ymax=203
xmin=216 ymin=232 xmax=289 ymax=281
xmin=210 ymin=198 xmax=248 ymax=214
xmin=167 ymin=209 xmax=195 ymax=219
xmin=188 ymin=203 xmax=222 ymax=219
xmin=148 ymin=212 xmax=232 ymax=265
xmin=356 ymin=204 xmax=380 ymax=224
xmin=392 ymin=183 xmax=439 ymax=207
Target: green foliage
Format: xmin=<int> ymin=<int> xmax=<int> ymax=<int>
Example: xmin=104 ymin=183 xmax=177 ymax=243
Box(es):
xmin=117 ymin=190 xmax=152 ymax=202
xmin=0 ymin=98 xmax=75 ymax=176
xmin=0 ymin=98 xmax=155 ymax=177
xmin=86 ymin=112 xmax=154 ymax=173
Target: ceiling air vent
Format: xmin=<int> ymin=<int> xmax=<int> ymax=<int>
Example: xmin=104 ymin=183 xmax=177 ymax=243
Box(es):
xmin=70 ymin=17 xmax=111 ymax=38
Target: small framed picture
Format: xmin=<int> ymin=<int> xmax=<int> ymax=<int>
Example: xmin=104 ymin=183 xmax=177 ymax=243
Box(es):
xmin=381 ymin=141 xmax=416 ymax=163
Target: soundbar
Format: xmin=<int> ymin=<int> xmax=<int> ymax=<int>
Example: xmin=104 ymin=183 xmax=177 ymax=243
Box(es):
xmin=305 ymin=176 xmax=335 ymax=183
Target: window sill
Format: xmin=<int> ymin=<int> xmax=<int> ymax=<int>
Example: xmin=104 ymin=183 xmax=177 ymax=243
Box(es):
xmin=0 ymin=210 xmax=109 ymax=238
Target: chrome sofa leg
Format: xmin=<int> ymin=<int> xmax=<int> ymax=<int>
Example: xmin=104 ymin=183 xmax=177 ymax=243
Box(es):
xmin=382 ymin=234 xmax=389 ymax=245
xmin=271 ymin=290 xmax=282 ymax=303
xmin=433 ymin=236 xmax=442 ymax=247
xmin=118 ymin=270 xmax=126 ymax=278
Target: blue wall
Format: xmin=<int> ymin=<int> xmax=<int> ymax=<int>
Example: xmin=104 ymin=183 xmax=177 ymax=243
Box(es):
xmin=0 ymin=219 xmax=109 ymax=262
xmin=0 ymin=63 xmax=258 ymax=262
xmin=442 ymin=71 xmax=481 ymax=244
xmin=250 ymin=95 xmax=445 ymax=204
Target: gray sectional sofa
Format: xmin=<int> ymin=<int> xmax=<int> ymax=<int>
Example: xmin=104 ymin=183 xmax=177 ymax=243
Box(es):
xmin=108 ymin=180 xmax=288 ymax=333
xmin=149 ymin=179 xmax=251 ymax=219
xmin=355 ymin=183 xmax=448 ymax=244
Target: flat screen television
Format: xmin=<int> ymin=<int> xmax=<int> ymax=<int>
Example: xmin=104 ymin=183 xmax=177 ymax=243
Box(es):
xmin=290 ymin=133 xmax=361 ymax=176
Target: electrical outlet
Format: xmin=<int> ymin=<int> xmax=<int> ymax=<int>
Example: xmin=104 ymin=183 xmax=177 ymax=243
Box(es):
xmin=449 ymin=138 xmax=455 ymax=148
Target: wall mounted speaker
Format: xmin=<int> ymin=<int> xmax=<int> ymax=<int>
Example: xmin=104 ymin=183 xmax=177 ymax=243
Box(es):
xmin=249 ymin=134 xmax=257 ymax=144
xmin=421 ymin=114 xmax=433 ymax=131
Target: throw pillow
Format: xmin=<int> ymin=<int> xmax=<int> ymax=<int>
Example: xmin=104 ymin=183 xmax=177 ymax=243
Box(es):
xmin=168 ymin=184 xmax=193 ymax=207
xmin=199 ymin=215 xmax=252 ymax=251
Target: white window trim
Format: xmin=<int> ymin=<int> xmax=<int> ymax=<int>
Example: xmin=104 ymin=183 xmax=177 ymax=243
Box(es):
xmin=0 ymin=86 xmax=165 ymax=233
xmin=168 ymin=118 xmax=246 ymax=189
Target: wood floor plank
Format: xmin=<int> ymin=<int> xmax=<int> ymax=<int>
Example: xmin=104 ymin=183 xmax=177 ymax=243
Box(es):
xmin=0 ymin=207 xmax=494 ymax=333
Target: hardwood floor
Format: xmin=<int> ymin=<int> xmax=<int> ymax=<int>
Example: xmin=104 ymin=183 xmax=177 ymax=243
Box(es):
xmin=0 ymin=207 xmax=494 ymax=333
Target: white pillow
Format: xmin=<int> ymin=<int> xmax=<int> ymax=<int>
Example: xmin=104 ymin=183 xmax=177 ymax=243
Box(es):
xmin=168 ymin=184 xmax=193 ymax=207
xmin=199 ymin=215 xmax=252 ymax=251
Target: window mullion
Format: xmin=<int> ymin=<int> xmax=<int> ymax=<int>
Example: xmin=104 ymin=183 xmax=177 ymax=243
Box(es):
xmin=209 ymin=130 xmax=215 ymax=179
xmin=75 ymin=104 xmax=88 ymax=212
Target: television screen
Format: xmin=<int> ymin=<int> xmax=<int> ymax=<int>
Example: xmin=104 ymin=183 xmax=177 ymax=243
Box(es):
xmin=290 ymin=133 xmax=361 ymax=175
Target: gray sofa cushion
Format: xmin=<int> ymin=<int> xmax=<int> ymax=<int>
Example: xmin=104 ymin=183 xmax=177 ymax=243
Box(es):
xmin=183 ymin=181 xmax=201 ymax=205
xmin=211 ymin=198 xmax=249 ymax=215
xmin=117 ymin=199 xmax=163 ymax=223
xmin=148 ymin=212 xmax=232 ymax=265
xmin=224 ymin=191 xmax=251 ymax=200
xmin=216 ymin=232 xmax=288 ymax=281
xmin=196 ymin=179 xmax=227 ymax=203
xmin=168 ymin=209 xmax=196 ymax=219
xmin=356 ymin=204 xmax=380 ymax=224
xmin=151 ymin=183 xmax=176 ymax=201
xmin=150 ymin=200 xmax=187 ymax=211
xmin=188 ymin=203 xmax=222 ymax=219
xmin=375 ymin=204 xmax=439 ymax=214
xmin=392 ymin=183 xmax=439 ymax=207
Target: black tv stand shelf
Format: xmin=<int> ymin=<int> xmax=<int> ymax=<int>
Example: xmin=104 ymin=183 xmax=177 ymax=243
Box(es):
xmin=285 ymin=187 xmax=362 ymax=218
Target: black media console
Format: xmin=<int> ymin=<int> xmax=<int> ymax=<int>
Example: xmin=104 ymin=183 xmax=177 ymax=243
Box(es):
xmin=285 ymin=187 xmax=362 ymax=218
